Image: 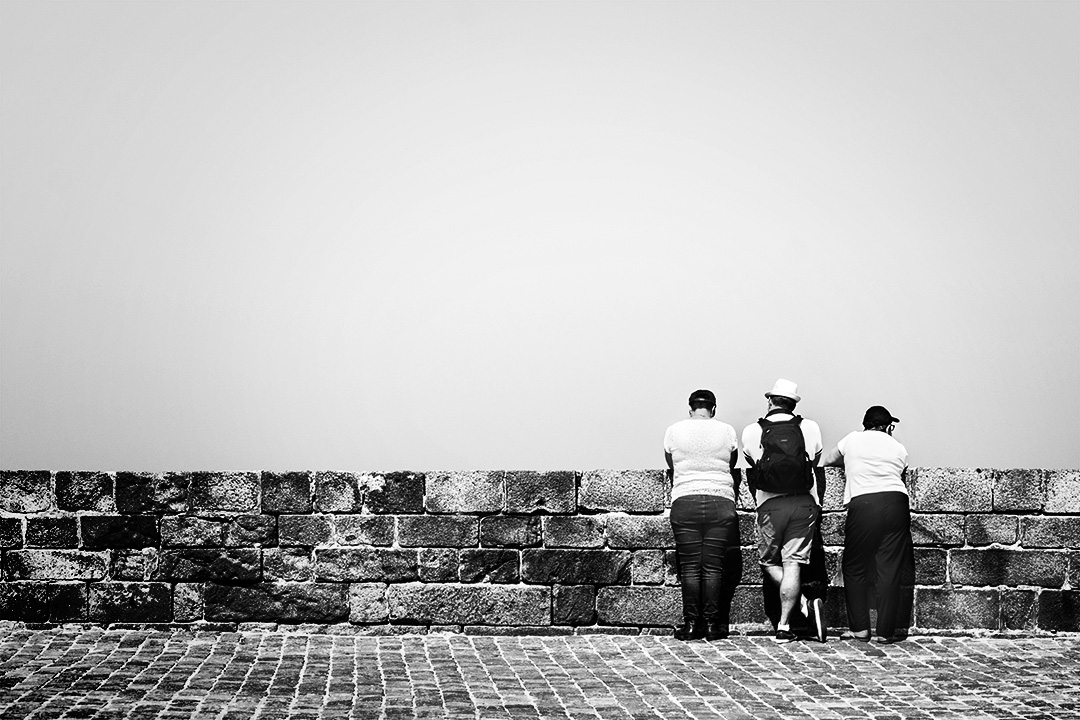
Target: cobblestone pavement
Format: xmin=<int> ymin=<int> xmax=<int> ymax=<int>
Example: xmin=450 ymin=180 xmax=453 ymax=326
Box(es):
xmin=0 ymin=629 xmax=1077 ymax=720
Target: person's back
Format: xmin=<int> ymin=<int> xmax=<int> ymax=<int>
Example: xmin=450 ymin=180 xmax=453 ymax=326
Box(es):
xmin=839 ymin=429 xmax=907 ymax=505
xmin=665 ymin=417 xmax=738 ymax=503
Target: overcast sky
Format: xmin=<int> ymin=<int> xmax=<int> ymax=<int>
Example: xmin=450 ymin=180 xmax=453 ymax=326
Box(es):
xmin=2 ymin=1 xmax=1077 ymax=472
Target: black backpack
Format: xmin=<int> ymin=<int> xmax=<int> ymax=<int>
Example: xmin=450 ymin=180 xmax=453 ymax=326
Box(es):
xmin=755 ymin=416 xmax=813 ymax=494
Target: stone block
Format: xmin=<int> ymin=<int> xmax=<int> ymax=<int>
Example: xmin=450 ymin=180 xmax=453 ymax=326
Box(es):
xmin=330 ymin=516 xmax=394 ymax=546
xmin=606 ymin=515 xmax=674 ymax=549
xmin=55 ymin=471 xmax=115 ymax=512
xmin=631 ymin=550 xmax=665 ymax=585
xmin=205 ymin=583 xmax=348 ymax=623
xmin=418 ymin=548 xmax=459 ymax=582
xmin=365 ymin=471 xmax=425 ymax=514
xmin=579 ymin=470 xmax=666 ymax=512
xmin=224 ymin=515 xmax=278 ymax=547
xmin=88 ymin=582 xmax=172 ymax=623
xmin=111 ymin=548 xmax=158 ymax=581
xmin=25 ymin=517 xmax=78 ymax=548
xmin=1045 ymin=470 xmax=1080 ymax=514
xmin=278 ymin=515 xmax=332 ymax=546
xmin=1037 ymin=590 xmax=1080 ymax=631
xmin=388 ymin=583 xmax=549 ymax=625
xmin=664 ymin=550 xmax=679 ymax=586
xmin=480 ymin=516 xmax=541 ymax=548
xmin=913 ymin=548 xmax=947 ymax=585
xmin=820 ymin=467 xmax=846 ymax=511
xmin=314 ymin=548 xmax=418 ymax=582
xmin=189 ymin=472 xmax=259 ymax=514
xmin=911 ymin=468 xmax=992 ymax=513
xmin=595 ymin=586 xmax=681 ymax=626
xmin=0 ymin=518 xmax=23 ymax=548
xmin=114 ymin=471 xmax=156 ymax=514
xmin=397 ymin=516 xmax=478 ymax=548
xmin=161 ymin=516 xmax=223 ymax=547
xmin=521 ymin=549 xmax=632 ymax=585
xmin=48 ymin=582 xmax=88 ymax=622
xmin=173 ymin=583 xmax=204 ymax=622
xmin=910 ymin=514 xmax=964 ymax=546
xmin=459 ymin=549 xmax=519 ymax=583
xmin=1021 ymin=516 xmax=1080 ymax=549
xmin=994 ymin=469 xmax=1047 ymax=511
xmin=261 ymin=471 xmax=312 ymax=513
xmin=153 ymin=549 xmax=261 ymax=582
xmin=965 ymin=514 xmax=1019 ymax=546
xmin=350 ymin=583 xmax=389 ymax=623
xmin=1070 ymin=551 xmax=1080 ymax=588
xmin=543 ymin=516 xmax=605 ymax=548
xmin=0 ymin=582 xmax=86 ymax=622
xmin=154 ymin=473 xmax=192 ymax=514
xmin=504 ymin=471 xmax=577 ymax=514
xmin=553 ymin=585 xmax=596 ymax=625
xmin=915 ymin=588 xmax=999 ymax=629
xmin=1001 ymin=589 xmax=1038 ymax=630
xmin=737 ymin=512 xmax=757 ymax=547
xmin=949 ymin=549 xmax=1066 ymax=588
xmin=819 ymin=512 xmax=845 ymax=546
xmin=0 ymin=470 xmax=52 ymax=513
xmin=262 ymin=548 xmax=314 ymax=582
xmin=80 ymin=516 xmax=159 ymax=549
xmin=425 ymin=471 xmax=504 ymax=513
xmin=312 ymin=471 xmax=364 ymax=512
xmin=4 ymin=549 xmax=107 ymax=580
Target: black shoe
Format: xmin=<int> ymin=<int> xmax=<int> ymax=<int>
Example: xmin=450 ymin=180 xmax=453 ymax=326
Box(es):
xmin=705 ymin=620 xmax=728 ymax=641
xmin=674 ymin=619 xmax=707 ymax=641
xmin=772 ymin=628 xmax=798 ymax=644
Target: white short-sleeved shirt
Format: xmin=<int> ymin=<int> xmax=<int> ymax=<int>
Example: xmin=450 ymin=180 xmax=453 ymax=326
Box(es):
xmin=664 ymin=417 xmax=739 ymax=503
xmin=837 ymin=429 xmax=909 ymax=505
xmin=741 ymin=413 xmax=823 ymax=508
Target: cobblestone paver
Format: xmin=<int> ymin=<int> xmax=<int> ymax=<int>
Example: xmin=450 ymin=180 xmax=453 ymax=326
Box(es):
xmin=0 ymin=629 xmax=1077 ymax=719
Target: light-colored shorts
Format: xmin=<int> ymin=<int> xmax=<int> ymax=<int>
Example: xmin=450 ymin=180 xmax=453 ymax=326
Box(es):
xmin=757 ymin=494 xmax=819 ymax=566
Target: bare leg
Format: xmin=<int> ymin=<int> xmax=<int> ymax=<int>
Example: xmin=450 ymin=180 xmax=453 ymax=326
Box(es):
xmin=778 ymin=562 xmax=802 ymax=627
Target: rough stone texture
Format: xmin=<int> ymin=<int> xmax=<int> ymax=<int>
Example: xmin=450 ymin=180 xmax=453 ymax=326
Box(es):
xmin=279 ymin=515 xmax=332 ymax=546
xmin=521 ymin=550 xmax=632 ymax=585
xmin=479 ymin=516 xmax=541 ymax=548
xmin=913 ymin=548 xmax=947 ymax=585
xmin=504 ymin=471 xmax=576 ymax=514
xmin=950 ymin=549 xmax=1066 ymax=588
xmin=112 ymin=549 xmax=158 ymax=581
xmin=910 ymin=514 xmax=965 ymax=546
xmin=314 ymin=549 xmax=418 ymax=582
xmin=595 ymin=586 xmax=681 ymax=626
xmin=154 ymin=473 xmax=191 ymax=514
xmin=313 ymin=471 xmax=364 ymax=513
xmin=330 ymin=516 xmax=394 ymax=546
xmin=605 ymin=515 xmax=673 ymax=549
xmin=994 ymin=469 xmax=1048 ymax=511
xmin=819 ymin=513 xmax=845 ymax=546
xmin=398 ymin=516 xmax=478 ymax=548
xmin=1021 ymin=516 xmax=1080 ymax=549
xmin=553 ymin=585 xmax=596 ymax=625
xmin=224 ymin=515 xmax=277 ymax=547
xmin=631 ymin=550 xmax=665 ymax=585
xmin=114 ymin=472 xmax=156 ymax=514
xmin=1001 ymin=589 xmax=1038 ymax=630
xmin=820 ymin=467 xmax=847 ymax=511
xmin=173 ymin=583 xmax=203 ymax=622
xmin=55 ymin=471 xmax=115 ymax=512
xmin=349 ymin=583 xmax=389 ymax=623
xmin=542 ymin=516 xmax=605 ymax=548
xmin=912 ymin=468 xmax=993 ymax=513
xmin=425 ymin=471 xmax=503 ymax=514
xmin=0 ymin=471 xmax=52 ymax=513
xmin=0 ymin=519 xmax=23 ymax=549
xmin=1070 ymin=551 xmax=1080 ymax=588
xmin=965 ymin=514 xmax=1019 ymax=546
xmin=0 ymin=581 xmax=86 ymax=622
xmin=1044 ymin=470 xmax=1080 ymax=513
xmin=153 ymin=549 xmax=261 ymax=582
xmin=205 ymin=583 xmax=348 ymax=623
xmin=261 ymin=471 xmax=312 ymax=514
xmin=916 ymin=588 xmax=999 ymax=629
xmin=388 ymin=583 xmax=549 ymax=625
xmin=25 ymin=517 xmax=78 ymax=548
xmin=365 ymin=472 xmax=425 ymax=514
xmin=81 ymin=516 xmax=159 ymax=549
xmin=4 ymin=550 xmax=107 ymax=580
xmin=260 ymin=548 xmax=312 ymax=583
xmin=161 ymin=516 xmax=223 ymax=547
xmin=88 ymin=582 xmax=172 ymax=623
xmin=418 ymin=548 xmax=459 ymax=583
xmin=189 ymin=472 xmax=259 ymax=514
xmin=579 ymin=470 xmax=666 ymax=512
xmin=1037 ymin=589 xmax=1079 ymax=631
xmin=459 ymin=550 xmax=519 ymax=584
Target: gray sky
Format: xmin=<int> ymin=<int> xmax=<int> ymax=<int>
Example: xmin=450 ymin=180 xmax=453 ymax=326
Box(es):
xmin=2 ymin=1 xmax=1077 ymax=472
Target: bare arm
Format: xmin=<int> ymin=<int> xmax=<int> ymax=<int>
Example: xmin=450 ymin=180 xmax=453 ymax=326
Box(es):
xmin=664 ymin=451 xmax=674 ymax=484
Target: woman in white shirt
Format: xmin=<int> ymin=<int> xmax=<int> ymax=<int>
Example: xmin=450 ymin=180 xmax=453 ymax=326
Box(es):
xmin=822 ymin=405 xmax=912 ymax=644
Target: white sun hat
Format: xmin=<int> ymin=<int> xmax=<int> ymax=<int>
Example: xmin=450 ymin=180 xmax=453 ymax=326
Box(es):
xmin=765 ymin=379 xmax=801 ymax=403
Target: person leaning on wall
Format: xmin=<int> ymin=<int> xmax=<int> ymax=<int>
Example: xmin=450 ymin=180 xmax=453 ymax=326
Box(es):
xmin=664 ymin=389 xmax=741 ymax=641
xmin=821 ymin=405 xmax=913 ymax=644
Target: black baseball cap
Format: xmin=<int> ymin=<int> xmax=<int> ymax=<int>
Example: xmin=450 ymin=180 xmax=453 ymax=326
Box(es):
xmin=689 ymin=389 xmax=716 ymax=407
xmin=863 ymin=405 xmax=900 ymax=429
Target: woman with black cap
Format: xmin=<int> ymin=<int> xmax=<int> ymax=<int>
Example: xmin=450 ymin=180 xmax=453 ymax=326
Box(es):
xmin=822 ymin=405 xmax=912 ymax=644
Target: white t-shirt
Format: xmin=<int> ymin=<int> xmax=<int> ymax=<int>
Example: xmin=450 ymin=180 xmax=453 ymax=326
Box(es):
xmin=664 ymin=417 xmax=739 ymax=503
xmin=837 ymin=429 xmax=909 ymax=505
xmin=741 ymin=413 xmax=823 ymax=508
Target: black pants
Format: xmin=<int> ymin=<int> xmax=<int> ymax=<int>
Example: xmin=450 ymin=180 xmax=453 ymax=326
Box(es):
xmin=670 ymin=495 xmax=738 ymax=621
xmin=843 ymin=491 xmax=913 ymax=638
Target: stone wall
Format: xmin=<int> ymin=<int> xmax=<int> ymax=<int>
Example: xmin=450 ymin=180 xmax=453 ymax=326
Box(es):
xmin=0 ymin=468 xmax=1077 ymax=634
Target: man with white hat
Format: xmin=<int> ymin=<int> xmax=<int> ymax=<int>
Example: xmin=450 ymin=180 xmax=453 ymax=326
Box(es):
xmin=741 ymin=379 xmax=826 ymax=643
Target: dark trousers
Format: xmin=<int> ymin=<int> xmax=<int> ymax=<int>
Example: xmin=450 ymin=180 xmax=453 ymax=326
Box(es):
xmin=670 ymin=495 xmax=738 ymax=621
xmin=843 ymin=491 xmax=913 ymax=638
